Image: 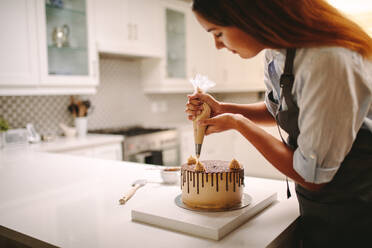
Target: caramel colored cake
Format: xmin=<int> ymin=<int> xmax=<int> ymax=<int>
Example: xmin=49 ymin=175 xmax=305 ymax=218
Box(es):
xmin=181 ymin=158 xmax=244 ymax=209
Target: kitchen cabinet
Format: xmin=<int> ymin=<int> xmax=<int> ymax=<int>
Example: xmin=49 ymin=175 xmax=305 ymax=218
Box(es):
xmin=59 ymin=143 xmax=123 ymax=161
xmin=0 ymin=0 xmax=39 ymax=87
xmin=141 ymin=0 xmax=192 ymax=93
xmin=142 ymin=0 xmax=265 ymax=94
xmin=0 ymin=0 xmax=99 ymax=96
xmin=93 ymin=0 xmax=164 ymax=58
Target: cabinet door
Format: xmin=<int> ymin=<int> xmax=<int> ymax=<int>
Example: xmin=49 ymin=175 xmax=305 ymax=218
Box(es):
xmin=93 ymin=143 xmax=123 ymax=161
xmin=0 ymin=0 xmax=39 ymax=87
xmin=93 ymin=0 xmax=130 ymax=53
xmin=129 ymin=0 xmax=164 ymax=57
xmin=187 ymin=8 xmax=211 ymax=79
xmin=36 ymin=0 xmax=98 ymax=86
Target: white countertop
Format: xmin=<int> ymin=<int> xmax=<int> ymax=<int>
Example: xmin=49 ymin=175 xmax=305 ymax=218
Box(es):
xmin=28 ymin=134 xmax=124 ymax=153
xmin=0 ymin=146 xmax=299 ymax=248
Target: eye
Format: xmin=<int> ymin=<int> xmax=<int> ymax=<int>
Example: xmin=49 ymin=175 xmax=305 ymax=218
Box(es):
xmin=215 ymin=32 xmax=222 ymax=38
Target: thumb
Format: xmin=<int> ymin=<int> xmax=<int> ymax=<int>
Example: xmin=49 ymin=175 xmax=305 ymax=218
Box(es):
xmin=198 ymin=117 xmax=215 ymax=126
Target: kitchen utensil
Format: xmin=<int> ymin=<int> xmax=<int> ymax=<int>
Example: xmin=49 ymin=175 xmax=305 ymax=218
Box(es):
xmin=74 ymin=117 xmax=87 ymax=138
xmin=119 ymin=179 xmax=147 ymax=205
xmin=59 ymin=123 xmax=77 ymax=138
xmin=160 ymin=169 xmax=180 ymax=184
xmin=52 ymin=24 xmax=70 ymax=48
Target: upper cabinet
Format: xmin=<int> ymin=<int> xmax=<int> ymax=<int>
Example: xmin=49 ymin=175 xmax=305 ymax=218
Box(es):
xmin=93 ymin=0 xmax=164 ymax=58
xmin=37 ymin=0 xmax=98 ymax=87
xmin=0 ymin=0 xmax=39 ymax=87
xmin=0 ymin=0 xmax=99 ymax=96
xmin=142 ymin=0 xmax=265 ymax=94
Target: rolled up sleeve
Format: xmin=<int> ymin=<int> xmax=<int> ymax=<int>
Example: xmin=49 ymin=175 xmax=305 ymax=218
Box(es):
xmin=293 ymin=48 xmax=372 ymax=184
xmin=293 ymin=148 xmax=341 ymax=184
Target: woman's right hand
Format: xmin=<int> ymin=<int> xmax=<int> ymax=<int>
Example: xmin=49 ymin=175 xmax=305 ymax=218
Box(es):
xmin=186 ymin=92 xmax=222 ymax=120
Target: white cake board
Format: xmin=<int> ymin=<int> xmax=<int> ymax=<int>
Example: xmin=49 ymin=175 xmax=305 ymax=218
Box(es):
xmin=131 ymin=187 xmax=277 ymax=240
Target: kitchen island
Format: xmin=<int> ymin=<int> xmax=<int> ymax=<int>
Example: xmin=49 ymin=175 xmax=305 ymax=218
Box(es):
xmin=0 ymin=147 xmax=299 ymax=248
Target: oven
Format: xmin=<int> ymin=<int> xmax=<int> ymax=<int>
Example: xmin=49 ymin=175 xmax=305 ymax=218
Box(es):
xmin=89 ymin=126 xmax=180 ymax=166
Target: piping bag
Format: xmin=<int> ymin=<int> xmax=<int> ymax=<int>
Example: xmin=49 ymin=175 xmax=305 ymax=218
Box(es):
xmin=190 ymin=74 xmax=216 ymax=158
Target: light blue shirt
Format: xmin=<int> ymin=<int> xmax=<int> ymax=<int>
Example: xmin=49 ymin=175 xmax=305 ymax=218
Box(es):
xmin=264 ymin=47 xmax=372 ymax=184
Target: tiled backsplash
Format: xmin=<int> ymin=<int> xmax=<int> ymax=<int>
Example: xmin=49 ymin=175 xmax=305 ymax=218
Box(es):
xmin=0 ymin=95 xmax=72 ymax=135
xmin=0 ymin=56 xmax=261 ymax=136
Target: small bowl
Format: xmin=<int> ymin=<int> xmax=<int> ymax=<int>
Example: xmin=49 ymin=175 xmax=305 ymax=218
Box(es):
xmin=160 ymin=169 xmax=180 ymax=184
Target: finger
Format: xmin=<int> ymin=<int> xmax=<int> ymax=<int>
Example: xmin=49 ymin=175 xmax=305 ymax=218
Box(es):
xmin=198 ymin=117 xmax=215 ymax=126
xmin=186 ymin=103 xmax=202 ymax=111
xmin=189 ymin=99 xmax=202 ymax=106
xmin=185 ymin=109 xmax=202 ymax=116
xmin=187 ymin=93 xmax=204 ymax=101
xmin=205 ymin=125 xmax=220 ymax=135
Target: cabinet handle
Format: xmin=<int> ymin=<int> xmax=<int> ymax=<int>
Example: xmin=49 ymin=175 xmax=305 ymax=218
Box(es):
xmin=134 ymin=24 xmax=138 ymax=40
xmin=128 ymin=23 xmax=132 ymax=40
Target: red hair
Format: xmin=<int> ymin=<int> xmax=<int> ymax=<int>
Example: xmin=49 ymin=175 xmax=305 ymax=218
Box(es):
xmin=193 ymin=0 xmax=372 ymax=58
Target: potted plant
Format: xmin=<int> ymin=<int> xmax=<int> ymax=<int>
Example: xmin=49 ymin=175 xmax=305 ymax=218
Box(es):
xmin=0 ymin=117 xmax=9 ymax=149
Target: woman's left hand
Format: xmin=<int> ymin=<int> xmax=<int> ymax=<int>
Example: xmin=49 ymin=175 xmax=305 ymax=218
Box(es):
xmin=198 ymin=113 xmax=243 ymax=135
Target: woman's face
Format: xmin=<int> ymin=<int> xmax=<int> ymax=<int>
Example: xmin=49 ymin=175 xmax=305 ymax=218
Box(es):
xmin=194 ymin=11 xmax=265 ymax=59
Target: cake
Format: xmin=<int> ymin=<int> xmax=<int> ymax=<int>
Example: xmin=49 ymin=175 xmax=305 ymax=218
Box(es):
xmin=181 ymin=157 xmax=244 ymax=209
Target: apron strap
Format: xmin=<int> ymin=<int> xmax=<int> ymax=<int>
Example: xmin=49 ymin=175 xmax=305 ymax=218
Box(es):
xmin=278 ymin=48 xmax=297 ymax=199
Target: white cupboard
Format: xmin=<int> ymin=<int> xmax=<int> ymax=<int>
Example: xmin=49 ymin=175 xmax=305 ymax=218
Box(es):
xmin=141 ymin=0 xmax=265 ymax=94
xmin=0 ymin=0 xmax=99 ymax=96
xmin=0 ymin=0 xmax=39 ymax=87
xmin=58 ymin=143 xmax=123 ymax=161
xmin=93 ymin=0 xmax=164 ymax=58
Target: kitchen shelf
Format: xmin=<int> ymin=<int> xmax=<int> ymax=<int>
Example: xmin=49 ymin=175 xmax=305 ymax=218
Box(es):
xmin=47 ymin=45 xmax=87 ymax=52
xmin=46 ymin=4 xmax=86 ymax=17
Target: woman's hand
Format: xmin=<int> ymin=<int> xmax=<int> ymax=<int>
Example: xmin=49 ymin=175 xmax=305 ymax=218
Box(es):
xmin=186 ymin=92 xmax=222 ymax=120
xmin=198 ymin=113 xmax=245 ymax=135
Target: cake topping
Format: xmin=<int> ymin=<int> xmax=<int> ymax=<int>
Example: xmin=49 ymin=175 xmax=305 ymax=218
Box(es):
xmin=195 ymin=160 xmax=206 ymax=172
xmin=187 ymin=155 xmax=197 ymax=165
xmin=229 ymin=159 xmax=241 ymax=170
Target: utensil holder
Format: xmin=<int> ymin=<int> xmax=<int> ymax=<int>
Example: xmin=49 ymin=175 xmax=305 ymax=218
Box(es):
xmin=74 ymin=117 xmax=87 ymax=138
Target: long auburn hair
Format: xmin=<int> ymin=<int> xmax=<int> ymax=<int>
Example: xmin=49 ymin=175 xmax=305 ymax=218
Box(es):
xmin=192 ymin=0 xmax=372 ymax=58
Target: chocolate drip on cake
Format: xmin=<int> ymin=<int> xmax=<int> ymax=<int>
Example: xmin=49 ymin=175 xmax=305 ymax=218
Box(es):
xmin=187 ymin=171 xmax=189 ymax=193
xmin=201 ymin=173 xmax=204 ymax=188
xmin=233 ymin=172 xmax=236 ymax=192
xmin=181 ymin=160 xmax=244 ymax=194
xmin=216 ymin=173 xmax=219 ymax=192
xmin=192 ymin=172 xmax=195 ymax=188
xmin=197 ymin=172 xmax=199 ymax=194
xmin=226 ymin=172 xmax=228 ymax=191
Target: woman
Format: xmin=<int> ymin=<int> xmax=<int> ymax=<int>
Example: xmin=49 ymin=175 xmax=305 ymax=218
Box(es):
xmin=186 ymin=0 xmax=372 ymax=247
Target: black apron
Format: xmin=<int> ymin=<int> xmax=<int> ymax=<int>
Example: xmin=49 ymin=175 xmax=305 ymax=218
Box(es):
xmin=273 ymin=48 xmax=372 ymax=248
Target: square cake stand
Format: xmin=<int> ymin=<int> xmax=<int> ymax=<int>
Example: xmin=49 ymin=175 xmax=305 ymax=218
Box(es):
xmin=131 ymin=186 xmax=277 ymax=240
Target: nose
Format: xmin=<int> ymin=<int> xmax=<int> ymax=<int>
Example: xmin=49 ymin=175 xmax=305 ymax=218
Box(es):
xmin=214 ymin=37 xmax=225 ymax=50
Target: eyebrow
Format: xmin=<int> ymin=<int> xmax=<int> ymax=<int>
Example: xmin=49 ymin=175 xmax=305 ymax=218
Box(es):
xmin=207 ymin=28 xmax=216 ymax=32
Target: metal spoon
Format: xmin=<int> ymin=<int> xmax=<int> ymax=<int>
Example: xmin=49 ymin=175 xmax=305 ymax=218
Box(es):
xmin=119 ymin=179 xmax=147 ymax=205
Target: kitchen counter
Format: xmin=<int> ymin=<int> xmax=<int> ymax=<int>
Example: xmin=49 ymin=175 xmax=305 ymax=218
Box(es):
xmin=28 ymin=134 xmax=124 ymax=153
xmin=0 ymin=148 xmax=299 ymax=248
